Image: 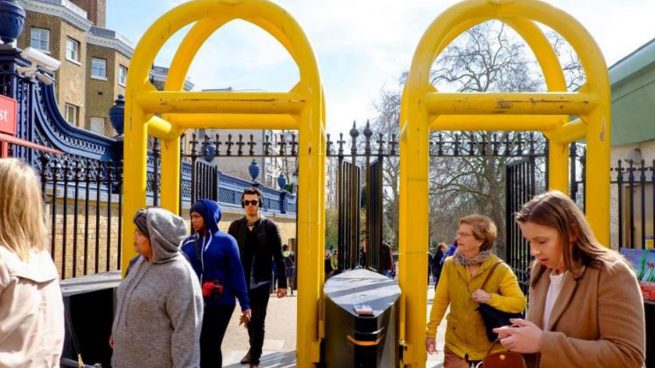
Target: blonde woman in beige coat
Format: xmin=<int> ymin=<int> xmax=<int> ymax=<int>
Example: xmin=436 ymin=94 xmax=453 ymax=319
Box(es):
xmin=495 ymin=191 xmax=645 ymax=368
xmin=0 ymin=158 xmax=65 ymax=367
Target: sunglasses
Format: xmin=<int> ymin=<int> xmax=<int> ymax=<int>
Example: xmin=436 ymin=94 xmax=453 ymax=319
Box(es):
xmin=243 ymin=200 xmax=259 ymax=206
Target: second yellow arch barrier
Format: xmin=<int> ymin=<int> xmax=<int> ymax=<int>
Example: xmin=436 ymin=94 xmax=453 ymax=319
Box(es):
xmin=399 ymin=0 xmax=610 ymax=366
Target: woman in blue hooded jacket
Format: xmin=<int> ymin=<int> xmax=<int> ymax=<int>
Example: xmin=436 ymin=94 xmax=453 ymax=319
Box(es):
xmin=181 ymin=199 xmax=251 ymax=368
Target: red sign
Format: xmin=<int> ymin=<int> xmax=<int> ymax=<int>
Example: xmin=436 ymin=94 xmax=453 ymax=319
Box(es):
xmin=0 ymin=95 xmax=17 ymax=135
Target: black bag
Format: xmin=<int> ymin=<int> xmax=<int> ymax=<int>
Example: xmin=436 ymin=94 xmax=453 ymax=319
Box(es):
xmin=477 ymin=262 xmax=524 ymax=342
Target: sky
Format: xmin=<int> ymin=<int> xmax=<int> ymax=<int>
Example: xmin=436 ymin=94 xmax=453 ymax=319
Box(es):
xmin=107 ymin=0 xmax=655 ymax=135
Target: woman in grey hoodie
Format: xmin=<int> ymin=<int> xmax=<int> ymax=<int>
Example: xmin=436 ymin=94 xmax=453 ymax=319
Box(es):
xmin=111 ymin=208 xmax=203 ymax=367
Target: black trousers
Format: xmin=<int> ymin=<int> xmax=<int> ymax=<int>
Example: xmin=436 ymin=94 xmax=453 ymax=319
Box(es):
xmin=200 ymin=303 xmax=235 ymax=368
xmin=247 ymin=284 xmax=271 ymax=364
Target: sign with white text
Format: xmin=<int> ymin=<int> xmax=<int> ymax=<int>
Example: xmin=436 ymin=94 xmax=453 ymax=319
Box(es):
xmin=0 ymin=95 xmax=17 ymax=135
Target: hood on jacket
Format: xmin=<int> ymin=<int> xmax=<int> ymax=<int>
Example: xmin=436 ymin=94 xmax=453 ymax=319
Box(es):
xmin=144 ymin=208 xmax=187 ymax=264
xmin=190 ymin=199 xmax=221 ymax=235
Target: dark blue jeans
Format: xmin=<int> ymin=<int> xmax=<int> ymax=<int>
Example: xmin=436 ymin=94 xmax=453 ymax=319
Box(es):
xmin=200 ymin=303 xmax=235 ymax=368
xmin=247 ymin=284 xmax=271 ymax=364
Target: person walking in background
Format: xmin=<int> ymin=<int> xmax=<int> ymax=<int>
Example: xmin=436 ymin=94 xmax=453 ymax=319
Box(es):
xmin=324 ymin=249 xmax=334 ymax=278
xmin=495 ymin=191 xmax=645 ymax=367
xmin=359 ymin=239 xmax=368 ymax=268
xmin=426 ymin=214 xmax=525 ymax=368
xmin=432 ymin=242 xmax=447 ymax=286
xmin=181 ymin=199 xmax=251 ymax=368
xmin=229 ymin=187 xmax=287 ymax=368
xmin=282 ymin=244 xmax=296 ymax=295
xmin=330 ymin=248 xmax=339 ymax=276
xmin=428 ymin=249 xmax=434 ymax=283
xmin=441 ymin=240 xmax=457 ymax=264
xmin=111 ymin=208 xmax=203 ymax=368
xmin=380 ymin=241 xmax=394 ymax=278
xmin=0 ymin=158 xmax=65 ymax=368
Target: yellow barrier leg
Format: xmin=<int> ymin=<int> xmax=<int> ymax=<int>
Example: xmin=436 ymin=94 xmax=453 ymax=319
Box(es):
xmin=399 ymin=95 xmax=430 ymax=367
xmin=585 ymin=109 xmax=611 ymax=245
xmin=297 ymin=106 xmax=322 ymax=367
xmin=160 ymin=135 xmax=181 ymax=214
xmin=121 ymin=106 xmax=148 ymax=274
xmin=548 ymin=140 xmax=569 ymax=194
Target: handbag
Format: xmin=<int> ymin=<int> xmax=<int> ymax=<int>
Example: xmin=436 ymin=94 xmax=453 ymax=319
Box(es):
xmin=474 ymin=339 xmax=527 ymax=368
xmin=477 ymin=262 xmax=524 ymax=342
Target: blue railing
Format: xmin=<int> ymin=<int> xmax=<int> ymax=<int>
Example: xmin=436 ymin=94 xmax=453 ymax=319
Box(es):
xmin=0 ymin=48 xmax=296 ymax=279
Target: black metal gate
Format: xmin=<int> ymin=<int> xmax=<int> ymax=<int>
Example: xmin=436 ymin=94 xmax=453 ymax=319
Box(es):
xmin=338 ymin=160 xmax=361 ymax=271
xmin=505 ymin=157 xmax=538 ymax=294
xmin=193 ymin=160 xmax=219 ymax=203
xmin=366 ymin=159 xmax=383 ymax=270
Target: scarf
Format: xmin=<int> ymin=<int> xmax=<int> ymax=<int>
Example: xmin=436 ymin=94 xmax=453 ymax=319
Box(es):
xmin=453 ymin=249 xmax=492 ymax=266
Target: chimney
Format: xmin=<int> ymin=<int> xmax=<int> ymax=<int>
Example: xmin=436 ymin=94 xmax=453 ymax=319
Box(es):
xmin=70 ymin=0 xmax=106 ymax=28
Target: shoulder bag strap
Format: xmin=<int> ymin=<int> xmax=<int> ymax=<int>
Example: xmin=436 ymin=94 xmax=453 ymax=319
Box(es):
xmin=480 ymin=261 xmax=502 ymax=291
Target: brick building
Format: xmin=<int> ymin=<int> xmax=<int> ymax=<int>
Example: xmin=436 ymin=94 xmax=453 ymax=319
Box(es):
xmin=16 ymin=0 xmax=192 ymax=137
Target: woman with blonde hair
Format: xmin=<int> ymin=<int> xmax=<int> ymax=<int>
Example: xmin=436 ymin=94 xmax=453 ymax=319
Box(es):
xmin=426 ymin=214 xmax=525 ymax=368
xmin=0 ymin=158 xmax=65 ymax=367
xmin=495 ymin=191 xmax=645 ymax=367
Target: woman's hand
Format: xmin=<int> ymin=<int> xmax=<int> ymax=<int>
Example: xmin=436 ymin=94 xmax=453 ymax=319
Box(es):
xmin=493 ymin=318 xmax=542 ymax=353
xmin=471 ymin=289 xmax=491 ymax=303
xmin=425 ymin=337 xmax=437 ymax=354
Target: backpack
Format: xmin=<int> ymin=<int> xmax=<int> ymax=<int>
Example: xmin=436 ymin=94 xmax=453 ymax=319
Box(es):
xmin=283 ymin=251 xmax=295 ymax=268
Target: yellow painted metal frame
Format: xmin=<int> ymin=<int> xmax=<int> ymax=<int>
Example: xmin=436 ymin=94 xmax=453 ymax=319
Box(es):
xmin=121 ymin=0 xmax=325 ymax=366
xmin=398 ymin=0 xmax=610 ymax=366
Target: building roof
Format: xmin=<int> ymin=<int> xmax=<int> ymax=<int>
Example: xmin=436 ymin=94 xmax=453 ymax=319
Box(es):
xmin=88 ymin=27 xmax=134 ymax=58
xmin=19 ymin=0 xmax=92 ymax=31
xmin=609 ymin=38 xmax=655 ymax=146
xmin=150 ymin=66 xmax=195 ymax=91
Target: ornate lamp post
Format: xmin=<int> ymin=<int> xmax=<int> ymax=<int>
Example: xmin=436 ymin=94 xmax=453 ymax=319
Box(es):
xmin=0 ymin=0 xmax=26 ymax=45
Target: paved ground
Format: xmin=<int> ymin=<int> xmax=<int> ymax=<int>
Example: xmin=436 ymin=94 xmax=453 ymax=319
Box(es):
xmin=221 ymin=285 xmax=447 ymax=367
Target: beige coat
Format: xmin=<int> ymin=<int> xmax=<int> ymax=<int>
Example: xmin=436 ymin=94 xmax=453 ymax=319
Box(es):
xmin=525 ymin=257 xmax=645 ymax=368
xmin=0 ymin=246 xmax=65 ymax=368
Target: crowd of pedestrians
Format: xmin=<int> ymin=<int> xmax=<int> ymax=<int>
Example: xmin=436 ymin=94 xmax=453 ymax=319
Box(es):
xmin=0 ymin=156 xmax=646 ymax=367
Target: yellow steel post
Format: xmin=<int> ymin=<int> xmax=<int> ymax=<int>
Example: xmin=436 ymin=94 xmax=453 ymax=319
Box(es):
xmin=398 ymin=86 xmax=431 ymax=366
xmin=585 ymin=108 xmax=611 ymax=244
xmin=121 ymin=105 xmax=148 ymax=274
xmin=159 ymin=134 xmax=181 ymax=214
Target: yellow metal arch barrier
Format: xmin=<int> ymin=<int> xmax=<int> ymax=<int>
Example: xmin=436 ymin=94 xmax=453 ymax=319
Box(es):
xmin=122 ymin=0 xmax=325 ymax=365
xmin=398 ymin=0 xmax=610 ymax=365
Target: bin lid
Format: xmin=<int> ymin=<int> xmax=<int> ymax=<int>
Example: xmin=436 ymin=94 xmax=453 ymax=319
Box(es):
xmin=324 ymin=269 xmax=401 ymax=318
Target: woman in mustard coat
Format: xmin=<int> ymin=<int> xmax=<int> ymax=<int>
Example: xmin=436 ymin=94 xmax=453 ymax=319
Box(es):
xmin=495 ymin=191 xmax=645 ymax=368
xmin=426 ymin=214 xmax=526 ymax=368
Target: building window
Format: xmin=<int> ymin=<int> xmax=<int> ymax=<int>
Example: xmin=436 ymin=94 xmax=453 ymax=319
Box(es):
xmin=91 ymin=58 xmax=107 ymax=79
xmin=65 ymin=103 xmax=78 ymax=125
xmin=118 ymin=65 xmax=127 ymax=86
xmin=66 ymin=37 xmax=80 ymax=62
xmin=30 ymin=28 xmax=49 ymax=52
xmin=89 ymin=117 xmax=105 ymax=135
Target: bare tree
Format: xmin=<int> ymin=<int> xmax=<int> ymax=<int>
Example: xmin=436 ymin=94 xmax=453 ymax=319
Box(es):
xmin=428 ymin=21 xmax=545 ymax=256
xmin=368 ymin=21 xmax=583 ymax=256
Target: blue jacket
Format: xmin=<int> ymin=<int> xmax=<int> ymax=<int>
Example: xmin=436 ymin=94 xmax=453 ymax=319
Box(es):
xmin=181 ymin=199 xmax=250 ymax=310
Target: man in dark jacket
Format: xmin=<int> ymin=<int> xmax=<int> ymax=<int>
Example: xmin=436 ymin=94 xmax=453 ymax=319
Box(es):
xmin=181 ymin=199 xmax=251 ymax=368
xmin=229 ymin=187 xmax=287 ymax=368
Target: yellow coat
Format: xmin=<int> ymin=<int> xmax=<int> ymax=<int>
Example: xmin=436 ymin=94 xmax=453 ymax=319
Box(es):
xmin=426 ymin=254 xmax=526 ymax=361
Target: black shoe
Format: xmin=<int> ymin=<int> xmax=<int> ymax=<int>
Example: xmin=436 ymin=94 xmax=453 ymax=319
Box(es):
xmin=240 ymin=353 xmax=251 ymax=365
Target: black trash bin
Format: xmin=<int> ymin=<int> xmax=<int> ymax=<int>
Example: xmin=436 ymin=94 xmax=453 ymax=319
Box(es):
xmin=323 ymin=269 xmax=401 ymax=368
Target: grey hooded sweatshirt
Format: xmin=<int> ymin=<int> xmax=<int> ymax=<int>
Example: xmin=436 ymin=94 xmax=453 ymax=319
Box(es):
xmin=111 ymin=208 xmax=203 ymax=368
